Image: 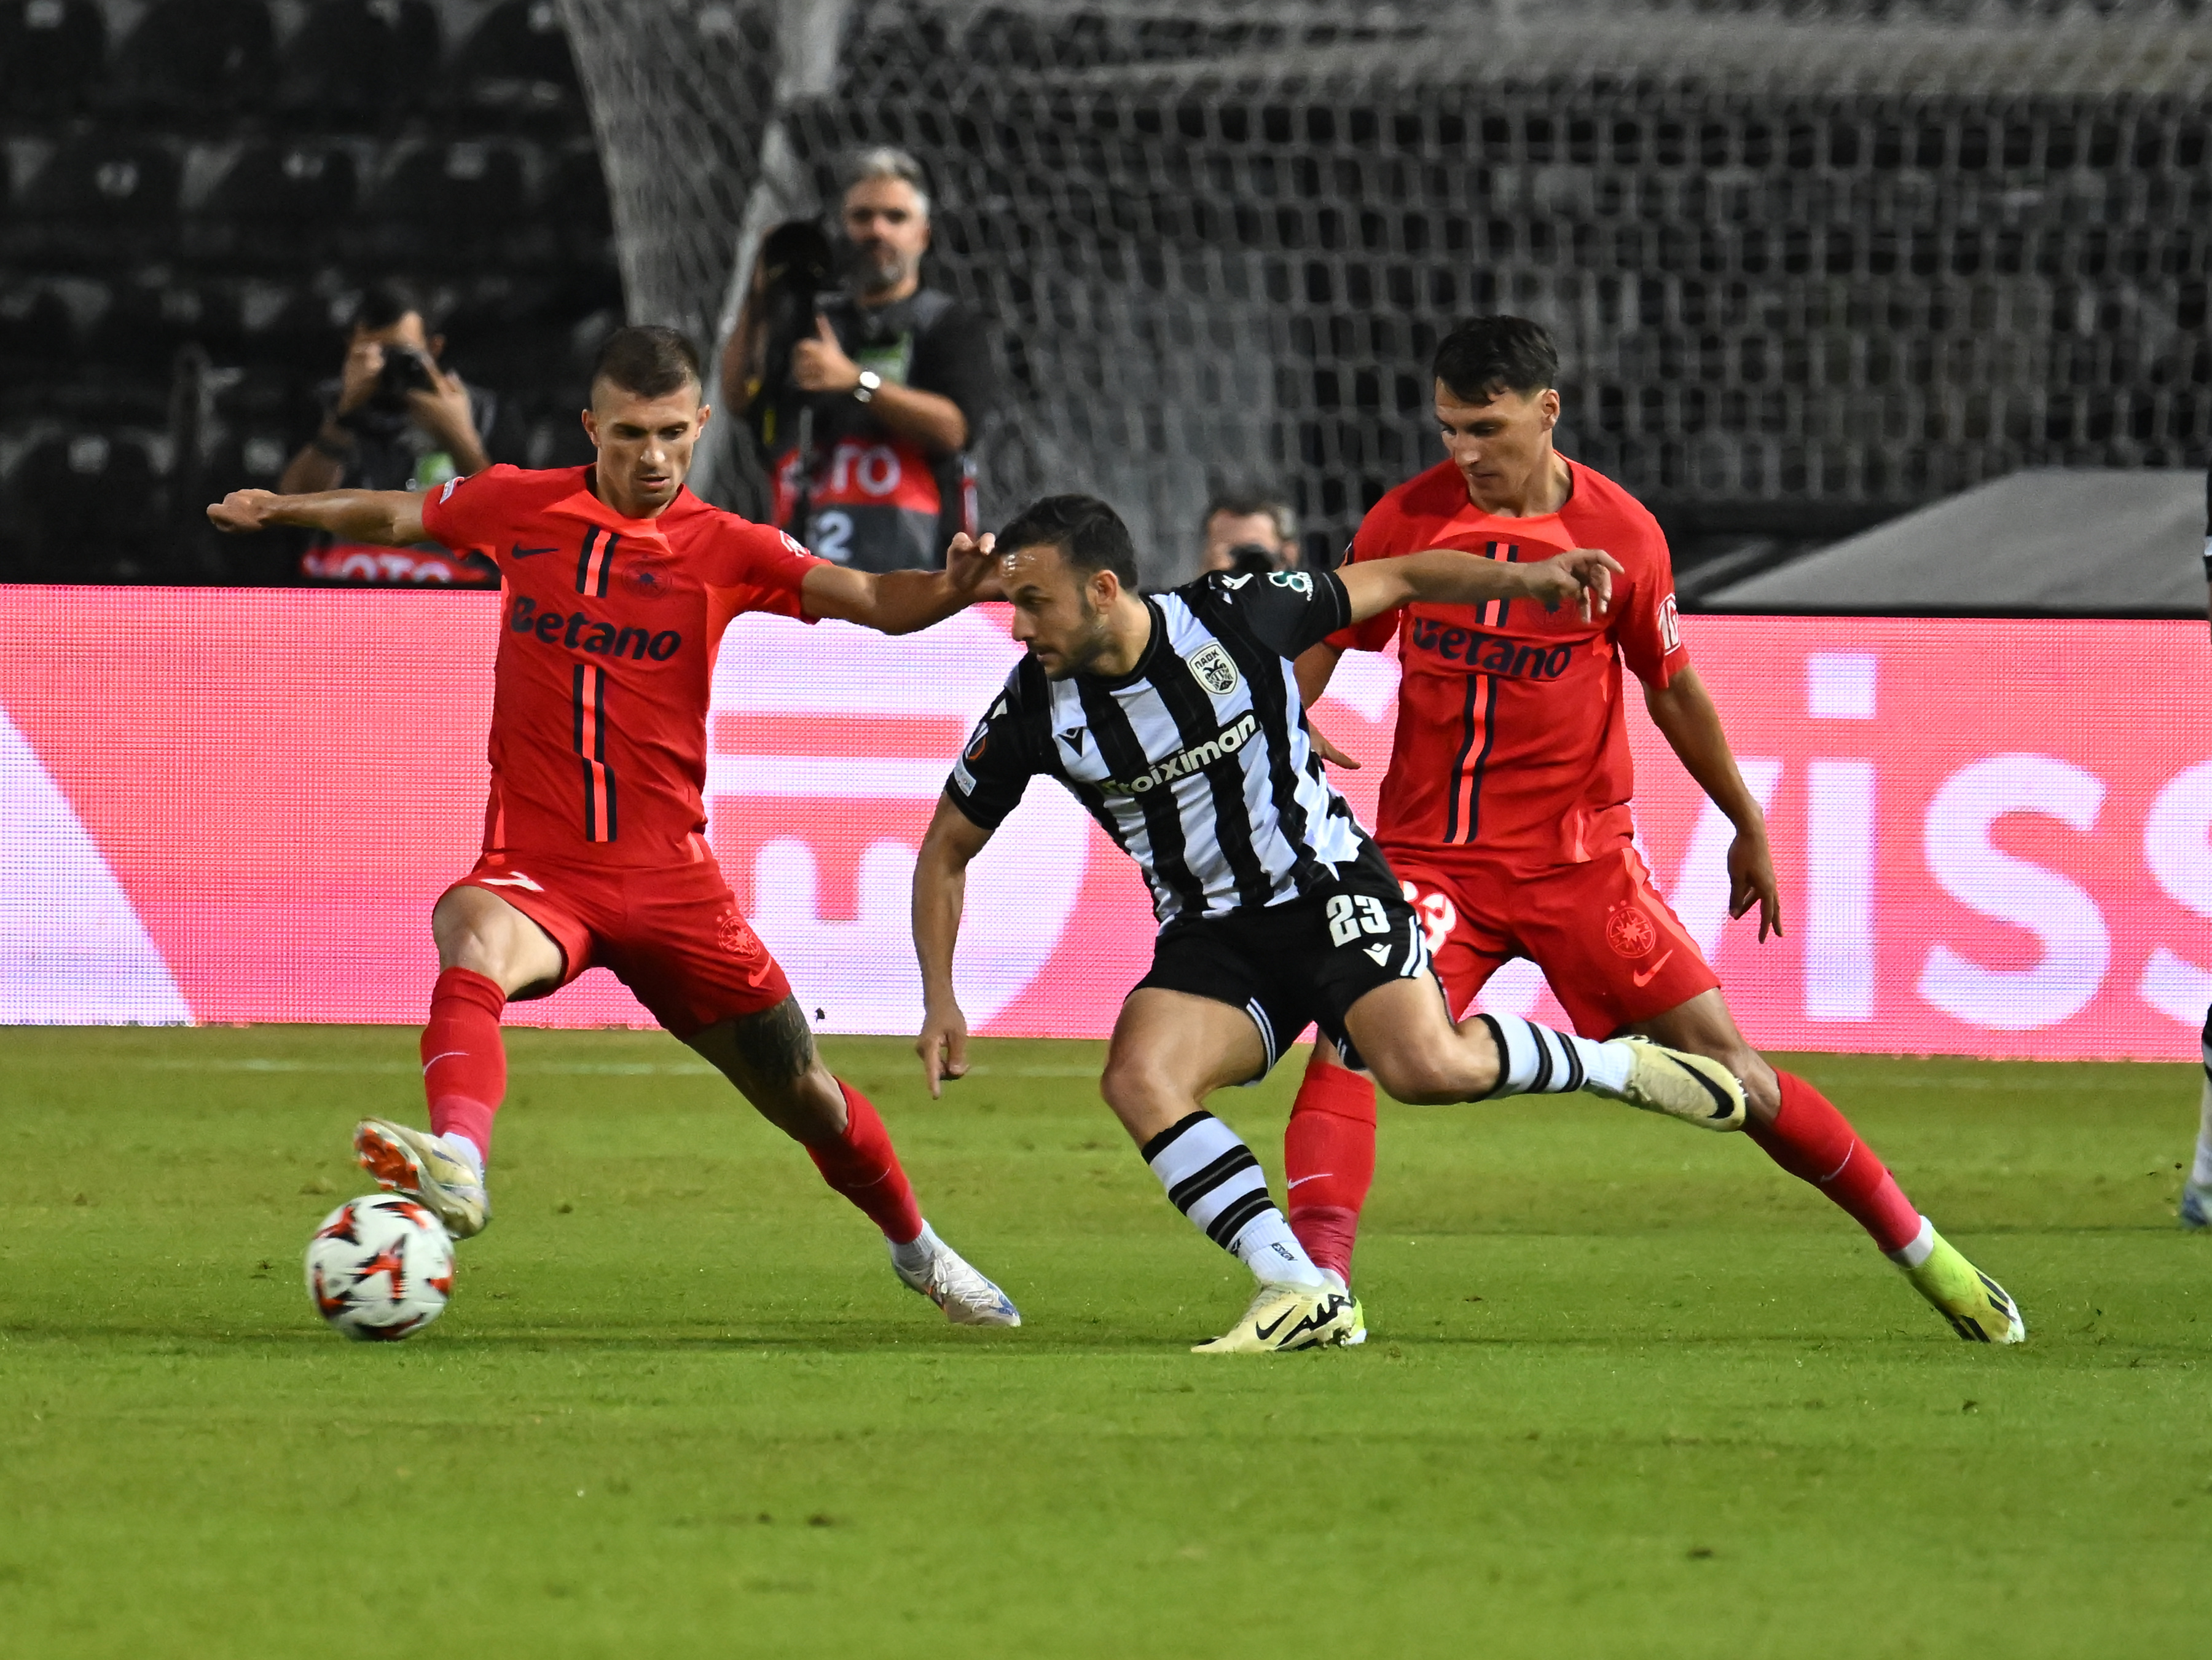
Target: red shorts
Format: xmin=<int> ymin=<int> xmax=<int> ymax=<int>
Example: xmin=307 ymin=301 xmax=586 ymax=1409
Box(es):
xmin=448 ymin=849 xmax=791 ymax=1038
xmin=1387 ymin=843 xmax=1720 ymax=1039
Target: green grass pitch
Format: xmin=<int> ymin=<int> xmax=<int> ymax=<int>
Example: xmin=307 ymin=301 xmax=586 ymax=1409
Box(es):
xmin=1 ymin=1025 xmax=2206 ymax=1658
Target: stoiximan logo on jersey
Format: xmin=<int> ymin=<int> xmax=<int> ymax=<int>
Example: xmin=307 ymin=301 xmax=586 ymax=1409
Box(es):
xmin=1186 ymin=641 xmax=1241 ymax=696
xmin=1100 ymin=711 xmax=1259 ymax=795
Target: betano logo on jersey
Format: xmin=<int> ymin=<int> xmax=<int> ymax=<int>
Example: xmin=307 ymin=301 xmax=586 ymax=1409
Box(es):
xmin=508 ymin=595 xmax=681 ymax=661
xmin=1406 ymin=616 xmax=1575 ymax=680
xmin=1097 ymin=711 xmax=1259 ymax=797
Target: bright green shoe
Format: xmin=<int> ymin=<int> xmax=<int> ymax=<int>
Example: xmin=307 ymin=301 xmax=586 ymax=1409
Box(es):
xmin=1902 ymin=1230 xmax=2025 ymax=1344
xmin=1193 ymin=1282 xmax=1361 ymax=1354
xmin=355 ymin=1118 xmax=490 ymax=1240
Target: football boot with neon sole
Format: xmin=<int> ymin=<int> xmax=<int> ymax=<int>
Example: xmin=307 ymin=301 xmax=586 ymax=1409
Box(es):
xmin=1591 ymin=1037 xmax=1747 ymax=1131
xmin=1322 ymin=1269 xmax=1367 ymax=1346
xmin=355 ymin=1118 xmax=490 ymax=1240
xmin=892 ymin=1232 xmax=1020 ymax=1326
xmin=1193 ymin=1281 xmax=1362 ymax=1354
xmin=2180 ymin=1181 xmax=2212 ymax=1231
xmin=1902 ymin=1231 xmax=2025 ymax=1344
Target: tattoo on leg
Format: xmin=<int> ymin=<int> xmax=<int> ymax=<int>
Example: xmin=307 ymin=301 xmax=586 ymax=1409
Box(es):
xmin=729 ymin=997 xmax=816 ymax=1084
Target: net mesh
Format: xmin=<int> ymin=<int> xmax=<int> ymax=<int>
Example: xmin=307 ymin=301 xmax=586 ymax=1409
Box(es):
xmin=559 ymin=0 xmax=2212 ymax=581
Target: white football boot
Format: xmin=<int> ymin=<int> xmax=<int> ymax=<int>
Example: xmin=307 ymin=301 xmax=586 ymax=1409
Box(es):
xmin=892 ymin=1227 xmax=1021 ymax=1326
xmin=1591 ymin=1037 xmax=1747 ymax=1130
xmin=355 ymin=1118 xmax=490 ymax=1240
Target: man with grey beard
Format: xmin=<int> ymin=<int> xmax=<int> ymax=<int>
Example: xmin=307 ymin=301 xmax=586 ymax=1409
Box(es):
xmin=726 ymin=147 xmax=1000 ymax=572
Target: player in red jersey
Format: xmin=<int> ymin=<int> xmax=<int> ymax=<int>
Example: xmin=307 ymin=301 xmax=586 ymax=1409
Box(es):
xmin=208 ymin=326 xmax=1019 ymax=1327
xmin=1288 ymin=317 xmax=2023 ymax=1343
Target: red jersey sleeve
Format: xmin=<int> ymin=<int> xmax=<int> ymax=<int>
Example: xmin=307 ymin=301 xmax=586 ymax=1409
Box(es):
xmin=418 ymin=463 xmax=530 ymax=551
xmin=1612 ymin=519 xmax=1690 ymax=689
xmin=705 ymin=517 xmax=826 ymax=621
xmin=1324 ymin=513 xmax=1403 ymax=653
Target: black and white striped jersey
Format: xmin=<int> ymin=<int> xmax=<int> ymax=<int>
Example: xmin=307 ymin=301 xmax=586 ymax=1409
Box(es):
xmin=947 ymin=568 xmax=1377 ymax=923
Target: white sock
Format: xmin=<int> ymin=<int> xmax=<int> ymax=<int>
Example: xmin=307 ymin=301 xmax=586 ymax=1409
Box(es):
xmin=1885 ymin=1215 xmax=1936 ymax=1269
xmin=439 ymin=1132 xmax=485 ymax=1181
xmin=889 ymin=1221 xmax=939 ymax=1275
xmin=2192 ymin=1071 xmax=2212 ymax=1189
xmin=1142 ymin=1112 xmax=1327 ymax=1288
xmin=1473 ymin=1012 xmax=1630 ymax=1096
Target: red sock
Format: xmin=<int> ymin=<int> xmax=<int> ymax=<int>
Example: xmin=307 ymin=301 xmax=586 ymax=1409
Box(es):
xmin=804 ymin=1080 xmax=924 ymax=1245
xmin=421 ymin=966 xmax=506 ymax=1164
xmin=1747 ymin=1071 xmax=1921 ymax=1253
xmin=1282 ymin=1058 xmax=1379 ymax=1284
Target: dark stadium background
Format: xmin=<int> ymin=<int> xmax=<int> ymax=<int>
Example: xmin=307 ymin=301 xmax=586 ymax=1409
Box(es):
xmin=2 ymin=0 xmax=2206 ymax=593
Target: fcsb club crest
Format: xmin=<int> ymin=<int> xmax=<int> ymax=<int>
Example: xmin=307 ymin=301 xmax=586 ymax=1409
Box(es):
xmin=626 ymin=556 xmax=672 ymax=599
xmin=1186 ymin=642 xmax=1241 ymax=697
xmin=1604 ymin=902 xmax=1657 ymax=959
xmin=716 ymin=907 xmax=757 ymax=959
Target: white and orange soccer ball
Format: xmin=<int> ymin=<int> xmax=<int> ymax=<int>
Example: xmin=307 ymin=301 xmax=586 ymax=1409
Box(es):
xmin=304 ymin=1194 xmax=455 ymax=1342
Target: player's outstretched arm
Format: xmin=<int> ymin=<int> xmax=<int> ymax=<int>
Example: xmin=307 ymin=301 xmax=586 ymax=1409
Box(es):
xmin=206 ymin=487 xmax=426 ymax=545
xmin=800 ymin=531 xmax=998 ymax=635
xmin=1338 ymin=545 xmax=1622 ymax=628
xmin=912 ymin=792 xmax=996 ymax=1097
xmin=1642 ymin=665 xmax=1783 ymax=942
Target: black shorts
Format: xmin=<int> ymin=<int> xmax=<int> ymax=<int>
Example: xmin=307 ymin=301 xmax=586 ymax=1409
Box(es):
xmin=1135 ymin=840 xmax=1432 ymax=1079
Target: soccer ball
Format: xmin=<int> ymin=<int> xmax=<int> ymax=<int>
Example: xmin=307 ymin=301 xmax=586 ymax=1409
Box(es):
xmin=304 ymin=1194 xmax=455 ymax=1342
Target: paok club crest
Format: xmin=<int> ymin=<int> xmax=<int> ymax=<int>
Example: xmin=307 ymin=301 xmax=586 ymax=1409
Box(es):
xmin=1186 ymin=641 xmax=1241 ymax=698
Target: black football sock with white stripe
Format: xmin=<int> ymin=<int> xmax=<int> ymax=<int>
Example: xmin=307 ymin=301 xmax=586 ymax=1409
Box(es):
xmin=1473 ymin=1012 xmax=1633 ymax=1098
xmin=1142 ymin=1112 xmax=1329 ymax=1289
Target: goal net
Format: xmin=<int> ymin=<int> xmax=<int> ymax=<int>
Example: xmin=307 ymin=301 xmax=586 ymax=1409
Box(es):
xmin=559 ymin=0 xmax=2212 ymax=581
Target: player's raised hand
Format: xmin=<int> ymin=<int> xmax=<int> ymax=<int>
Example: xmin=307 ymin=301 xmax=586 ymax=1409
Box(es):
xmin=916 ymin=1000 xmax=971 ymax=1099
xmin=944 ymin=530 xmax=1001 ymax=599
xmin=1306 ymin=713 xmax=1361 ymax=770
xmin=1524 ymin=546 xmax=1622 ymax=620
xmin=207 ymin=489 xmax=280 ymax=533
xmin=1727 ymin=825 xmax=1784 ymax=942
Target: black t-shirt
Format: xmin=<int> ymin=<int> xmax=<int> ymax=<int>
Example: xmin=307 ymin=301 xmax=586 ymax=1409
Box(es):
xmin=754 ymin=287 xmax=999 ymax=572
xmin=298 ymin=381 xmax=508 ymax=585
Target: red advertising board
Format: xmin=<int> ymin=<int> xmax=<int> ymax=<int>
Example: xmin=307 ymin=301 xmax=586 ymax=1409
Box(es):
xmin=1 ymin=589 xmax=2205 ymax=1058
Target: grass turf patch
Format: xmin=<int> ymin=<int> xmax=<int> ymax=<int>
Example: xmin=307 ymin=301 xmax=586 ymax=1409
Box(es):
xmin=1 ymin=1026 xmax=2206 ymax=1657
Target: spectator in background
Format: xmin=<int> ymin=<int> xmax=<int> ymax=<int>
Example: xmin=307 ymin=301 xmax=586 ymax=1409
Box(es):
xmin=281 ymin=281 xmax=505 ymax=585
xmin=1197 ymin=491 xmax=1301 ymax=579
xmin=724 ymin=148 xmax=998 ymax=572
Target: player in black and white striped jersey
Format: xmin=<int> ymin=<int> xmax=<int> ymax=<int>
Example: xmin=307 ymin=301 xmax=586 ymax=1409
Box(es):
xmin=912 ymin=494 xmax=1752 ymax=1353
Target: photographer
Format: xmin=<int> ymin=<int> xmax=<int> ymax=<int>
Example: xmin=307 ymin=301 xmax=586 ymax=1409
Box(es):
xmin=1196 ymin=491 xmax=1302 ymax=580
xmin=723 ymin=149 xmax=998 ymax=572
xmin=280 ymin=281 xmax=501 ymax=585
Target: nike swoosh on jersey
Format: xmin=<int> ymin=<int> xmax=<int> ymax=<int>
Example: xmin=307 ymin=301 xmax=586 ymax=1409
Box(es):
xmin=1631 ymin=950 xmax=1674 ymax=987
xmin=510 ymin=543 xmax=558 ymax=559
xmin=476 ymin=872 xmax=545 ymax=892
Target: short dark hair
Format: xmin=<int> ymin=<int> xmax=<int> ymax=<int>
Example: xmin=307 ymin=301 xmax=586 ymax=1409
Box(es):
xmin=1432 ymin=316 xmax=1559 ymax=403
xmin=997 ymin=494 xmax=1140 ymax=589
xmin=1202 ymin=491 xmax=1296 ymax=543
xmin=354 ymin=280 xmax=424 ymax=333
xmin=590 ymin=325 xmax=703 ymax=399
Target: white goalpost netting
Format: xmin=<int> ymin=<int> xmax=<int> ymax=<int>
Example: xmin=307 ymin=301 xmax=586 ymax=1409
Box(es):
xmin=560 ymin=0 xmax=2212 ymax=580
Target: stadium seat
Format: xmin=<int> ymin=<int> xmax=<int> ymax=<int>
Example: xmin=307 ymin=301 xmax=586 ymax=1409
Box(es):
xmin=275 ymin=0 xmax=441 ymax=116
xmin=452 ymin=0 xmax=581 ymax=117
xmin=110 ymin=0 xmax=274 ymax=114
xmin=365 ymin=140 xmax=542 ymax=266
xmin=192 ymin=141 xmax=359 ymax=266
xmin=86 ymin=277 xmax=245 ymax=372
xmin=0 ymin=0 xmax=106 ymax=114
xmin=7 ymin=429 xmax=170 ymax=578
xmin=12 ymin=134 xmax=182 ymax=262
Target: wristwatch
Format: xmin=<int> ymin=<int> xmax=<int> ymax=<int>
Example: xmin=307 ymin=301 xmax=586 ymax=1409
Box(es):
xmin=853 ymin=369 xmax=881 ymax=404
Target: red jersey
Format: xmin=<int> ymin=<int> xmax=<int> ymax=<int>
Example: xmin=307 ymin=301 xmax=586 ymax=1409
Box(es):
xmin=1328 ymin=455 xmax=1688 ymax=870
xmin=422 ymin=465 xmax=823 ymax=867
